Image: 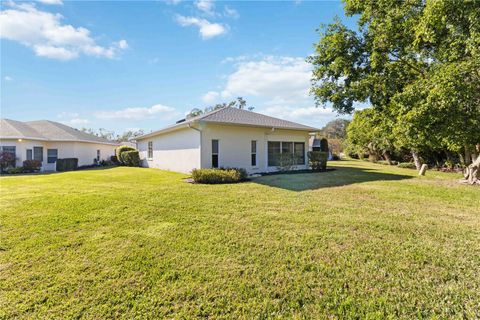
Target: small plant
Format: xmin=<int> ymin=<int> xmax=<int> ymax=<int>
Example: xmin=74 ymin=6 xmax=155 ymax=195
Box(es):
xmin=116 ymin=146 xmax=136 ymax=165
xmin=308 ymin=151 xmax=328 ymax=171
xmin=120 ymin=150 xmax=140 ymax=167
xmin=276 ymin=153 xmax=296 ymax=172
xmin=6 ymin=166 xmax=24 ymax=174
xmin=110 ymin=155 xmax=120 ymax=164
xmin=191 ymin=168 xmax=247 ymax=184
xmin=23 ymin=160 xmax=42 ymax=172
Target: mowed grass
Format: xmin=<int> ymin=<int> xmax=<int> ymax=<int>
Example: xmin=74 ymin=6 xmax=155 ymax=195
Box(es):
xmin=1 ymin=160 xmax=479 ymax=319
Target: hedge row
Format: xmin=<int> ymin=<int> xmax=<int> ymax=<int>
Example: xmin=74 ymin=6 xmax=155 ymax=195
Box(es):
xmin=191 ymin=168 xmax=247 ymax=184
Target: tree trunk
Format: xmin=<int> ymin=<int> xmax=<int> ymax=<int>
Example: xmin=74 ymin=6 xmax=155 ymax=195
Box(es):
xmin=461 ymin=155 xmax=480 ymax=185
xmin=464 ymin=146 xmax=472 ymax=166
xmin=383 ymin=151 xmax=393 ymax=165
xmin=412 ymin=151 xmax=421 ymax=171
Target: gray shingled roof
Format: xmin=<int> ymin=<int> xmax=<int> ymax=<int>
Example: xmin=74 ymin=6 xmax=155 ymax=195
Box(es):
xmin=137 ymin=107 xmax=318 ymax=140
xmin=0 ymin=119 xmax=117 ymax=145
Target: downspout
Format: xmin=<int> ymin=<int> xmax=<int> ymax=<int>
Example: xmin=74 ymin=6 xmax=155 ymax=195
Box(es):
xmin=188 ymin=123 xmax=203 ymax=169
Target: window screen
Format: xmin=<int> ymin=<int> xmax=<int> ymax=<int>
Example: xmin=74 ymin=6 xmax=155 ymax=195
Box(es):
xmin=47 ymin=149 xmax=58 ymax=164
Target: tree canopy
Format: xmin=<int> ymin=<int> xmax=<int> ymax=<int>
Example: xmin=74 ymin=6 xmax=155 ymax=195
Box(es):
xmin=309 ymin=0 xmax=480 ymax=168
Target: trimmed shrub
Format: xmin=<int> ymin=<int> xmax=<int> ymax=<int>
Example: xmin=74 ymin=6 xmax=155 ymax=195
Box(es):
xmin=110 ymin=155 xmax=120 ymax=164
xmin=6 ymin=166 xmax=24 ymax=174
xmin=56 ymin=158 xmax=78 ymax=172
xmin=276 ymin=153 xmax=296 ymax=172
xmin=308 ymin=151 xmax=328 ymax=171
xmin=120 ymin=150 xmax=140 ymax=167
xmin=397 ymin=162 xmax=416 ymax=169
xmin=116 ymin=146 xmax=136 ymax=165
xmin=191 ymin=168 xmax=247 ymax=184
xmin=23 ymin=160 xmax=42 ymax=172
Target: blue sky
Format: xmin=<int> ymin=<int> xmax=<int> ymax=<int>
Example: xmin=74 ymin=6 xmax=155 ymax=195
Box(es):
xmin=1 ymin=0 xmax=357 ymax=134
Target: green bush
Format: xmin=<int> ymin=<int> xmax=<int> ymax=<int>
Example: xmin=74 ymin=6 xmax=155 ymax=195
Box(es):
xmin=276 ymin=153 xmax=296 ymax=172
xmin=56 ymin=158 xmax=78 ymax=172
xmin=308 ymin=151 xmax=328 ymax=171
xmin=110 ymin=155 xmax=120 ymax=164
xmin=397 ymin=162 xmax=416 ymax=169
xmin=6 ymin=166 xmax=24 ymax=174
xmin=191 ymin=168 xmax=247 ymax=184
xmin=120 ymin=150 xmax=140 ymax=167
xmin=116 ymin=146 xmax=136 ymax=165
xmin=23 ymin=160 xmax=42 ymax=172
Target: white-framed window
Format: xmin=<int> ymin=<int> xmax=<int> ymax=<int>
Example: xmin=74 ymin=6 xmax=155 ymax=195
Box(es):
xmin=33 ymin=146 xmax=43 ymax=162
xmin=268 ymin=141 xmax=305 ymax=166
xmin=251 ymin=140 xmax=257 ymax=166
xmin=212 ymin=139 xmax=219 ymax=168
xmin=47 ymin=149 xmax=58 ymax=164
xmin=26 ymin=149 xmax=33 ymax=160
xmin=147 ymin=141 xmax=153 ymax=159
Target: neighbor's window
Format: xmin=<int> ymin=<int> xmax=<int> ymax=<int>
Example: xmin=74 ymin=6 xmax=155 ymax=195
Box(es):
xmin=148 ymin=141 xmax=153 ymax=159
xmin=96 ymin=149 xmax=101 ymax=161
xmin=294 ymin=142 xmax=305 ymax=165
xmin=2 ymin=146 xmax=16 ymax=167
xmin=212 ymin=139 xmax=219 ymax=168
xmin=33 ymin=146 xmax=43 ymax=162
xmin=251 ymin=140 xmax=257 ymax=166
xmin=47 ymin=149 xmax=58 ymax=163
xmin=268 ymin=141 xmax=281 ymax=166
xmin=267 ymin=141 xmax=305 ymax=166
xmin=26 ymin=149 xmax=33 ymax=161
xmin=2 ymin=146 xmax=16 ymax=155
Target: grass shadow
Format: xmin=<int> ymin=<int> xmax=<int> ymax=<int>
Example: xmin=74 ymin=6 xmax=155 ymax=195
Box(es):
xmin=252 ymin=164 xmax=413 ymax=191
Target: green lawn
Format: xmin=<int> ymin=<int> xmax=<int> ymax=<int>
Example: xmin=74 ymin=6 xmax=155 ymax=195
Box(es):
xmin=1 ymin=160 xmax=479 ymax=319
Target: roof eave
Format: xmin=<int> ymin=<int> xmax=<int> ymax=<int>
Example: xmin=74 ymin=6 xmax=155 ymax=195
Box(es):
xmin=202 ymin=120 xmax=319 ymax=132
xmin=136 ymin=122 xmax=193 ymax=140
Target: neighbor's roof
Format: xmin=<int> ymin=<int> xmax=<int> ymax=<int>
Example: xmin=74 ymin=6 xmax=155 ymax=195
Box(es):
xmin=0 ymin=118 xmax=118 ymax=145
xmin=137 ymin=107 xmax=318 ymax=140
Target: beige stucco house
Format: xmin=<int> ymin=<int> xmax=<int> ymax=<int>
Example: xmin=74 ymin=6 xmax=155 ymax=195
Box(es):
xmin=0 ymin=119 xmax=118 ymax=171
xmin=136 ymin=107 xmax=318 ymax=174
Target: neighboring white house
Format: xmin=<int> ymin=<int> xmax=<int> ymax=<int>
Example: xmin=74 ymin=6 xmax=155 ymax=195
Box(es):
xmin=0 ymin=119 xmax=118 ymax=171
xmin=136 ymin=107 xmax=318 ymax=174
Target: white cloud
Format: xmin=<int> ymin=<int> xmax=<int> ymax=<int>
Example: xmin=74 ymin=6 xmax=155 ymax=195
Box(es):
xmin=202 ymin=55 xmax=341 ymax=126
xmin=117 ymin=39 xmax=129 ymax=50
xmin=0 ymin=3 xmax=128 ymax=60
xmin=202 ymin=91 xmax=220 ymax=103
xmin=224 ymin=6 xmax=239 ymax=19
xmin=57 ymin=112 xmax=90 ymax=126
xmin=36 ymin=0 xmax=63 ymax=5
xmin=218 ymin=56 xmax=312 ymax=104
xmin=4 ymin=76 xmax=13 ymax=81
xmin=195 ymin=0 xmax=215 ymax=15
xmin=94 ymin=104 xmax=178 ymax=121
xmin=175 ymin=15 xmax=228 ymax=39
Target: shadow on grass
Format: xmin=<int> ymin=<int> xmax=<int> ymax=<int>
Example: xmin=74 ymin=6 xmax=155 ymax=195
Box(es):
xmin=252 ymin=165 xmax=412 ymax=191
